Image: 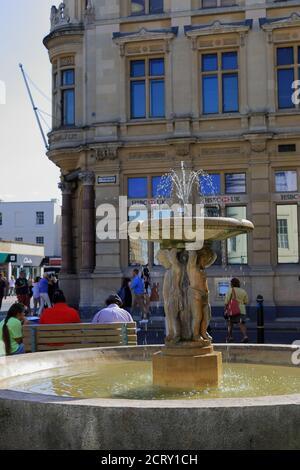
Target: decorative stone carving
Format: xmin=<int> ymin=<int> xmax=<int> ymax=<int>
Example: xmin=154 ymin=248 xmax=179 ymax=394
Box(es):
xmin=84 ymin=0 xmax=96 ymax=24
xmin=58 ymin=180 xmax=73 ymax=194
xmin=91 ymin=145 xmax=119 ymax=161
xmin=50 ymin=3 xmax=70 ymax=31
xmin=79 ymin=171 xmax=95 ymax=186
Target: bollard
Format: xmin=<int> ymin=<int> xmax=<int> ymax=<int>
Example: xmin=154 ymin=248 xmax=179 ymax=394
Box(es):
xmin=256 ymin=294 xmax=264 ymax=344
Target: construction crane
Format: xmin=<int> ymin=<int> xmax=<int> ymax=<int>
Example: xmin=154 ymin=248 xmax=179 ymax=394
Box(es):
xmin=19 ymin=63 xmax=49 ymax=151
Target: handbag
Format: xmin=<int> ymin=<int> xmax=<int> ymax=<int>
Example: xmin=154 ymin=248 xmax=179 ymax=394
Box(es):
xmin=224 ymin=288 xmax=241 ymax=318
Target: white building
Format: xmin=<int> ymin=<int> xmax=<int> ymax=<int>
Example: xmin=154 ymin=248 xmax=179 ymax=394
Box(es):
xmin=0 ymin=200 xmax=61 ymax=258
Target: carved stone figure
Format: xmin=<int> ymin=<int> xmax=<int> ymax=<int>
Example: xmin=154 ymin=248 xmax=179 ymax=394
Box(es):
xmin=187 ymin=246 xmax=216 ymax=343
xmin=157 ymin=249 xmax=183 ymax=344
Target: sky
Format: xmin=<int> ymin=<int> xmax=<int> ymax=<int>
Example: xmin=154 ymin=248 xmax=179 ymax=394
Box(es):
xmin=0 ymin=0 xmax=61 ymax=202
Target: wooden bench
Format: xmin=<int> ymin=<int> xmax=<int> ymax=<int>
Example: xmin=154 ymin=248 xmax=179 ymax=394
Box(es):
xmin=23 ymin=323 xmax=137 ymax=353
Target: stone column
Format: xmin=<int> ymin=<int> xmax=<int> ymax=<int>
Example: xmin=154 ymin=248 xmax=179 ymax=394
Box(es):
xmin=79 ymin=171 xmax=96 ymax=273
xmin=58 ymin=181 xmax=74 ymax=274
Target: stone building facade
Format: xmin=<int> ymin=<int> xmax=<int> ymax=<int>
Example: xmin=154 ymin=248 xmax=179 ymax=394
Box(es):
xmin=44 ymin=0 xmax=300 ymax=318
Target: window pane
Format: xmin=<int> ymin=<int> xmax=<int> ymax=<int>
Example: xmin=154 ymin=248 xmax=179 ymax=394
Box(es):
xmin=278 ymin=69 xmax=295 ymax=109
xmin=202 ymin=54 xmax=218 ymax=72
xmin=222 ymin=52 xmax=238 ymax=70
xmin=202 ymin=75 xmax=218 ymax=114
xmin=62 ymin=90 xmax=75 ymax=125
xmin=131 ymin=81 xmax=146 ymax=118
xmin=226 ymin=206 xmax=248 ymax=265
xmin=62 ymin=69 xmax=75 ymax=86
xmin=130 ymin=60 xmax=145 ymax=77
xmin=223 ymin=73 xmax=239 ymax=112
xmin=128 ymin=177 xmax=148 ymax=198
xmin=150 ymin=80 xmax=165 ymax=117
xmin=277 ymin=47 xmax=294 ymax=66
xmin=200 ymin=174 xmax=221 ymax=196
xmin=36 ymin=212 xmax=45 ymax=225
xmin=202 ymin=0 xmax=218 ymax=7
xmin=152 ymin=176 xmax=172 ymax=198
xmin=277 ymin=205 xmax=299 ymax=263
xmin=131 ymin=0 xmax=145 ymax=15
xmin=150 ymin=58 xmax=164 ymax=76
xmin=225 ymin=174 xmax=246 ymax=194
xmin=150 ymin=0 xmax=164 ymax=13
xmin=275 ymin=171 xmax=298 ymax=192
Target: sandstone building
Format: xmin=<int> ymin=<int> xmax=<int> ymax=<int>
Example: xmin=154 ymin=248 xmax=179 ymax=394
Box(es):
xmin=44 ymin=0 xmax=300 ymax=318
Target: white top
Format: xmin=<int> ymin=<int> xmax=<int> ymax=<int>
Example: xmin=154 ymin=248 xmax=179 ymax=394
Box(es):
xmin=9 ymin=279 xmax=15 ymax=288
xmin=92 ymin=304 xmax=133 ymax=324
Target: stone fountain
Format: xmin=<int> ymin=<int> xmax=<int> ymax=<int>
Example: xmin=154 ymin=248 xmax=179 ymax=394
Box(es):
xmin=139 ymin=163 xmax=254 ymax=390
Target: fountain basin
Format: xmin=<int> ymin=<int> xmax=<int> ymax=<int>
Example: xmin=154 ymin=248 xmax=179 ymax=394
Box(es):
xmin=0 ymin=344 xmax=300 ymax=450
xmin=139 ymin=217 xmax=254 ymax=242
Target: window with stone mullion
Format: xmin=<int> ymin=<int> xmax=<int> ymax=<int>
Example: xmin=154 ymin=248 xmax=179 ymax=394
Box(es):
xmin=131 ymin=0 xmax=164 ymax=16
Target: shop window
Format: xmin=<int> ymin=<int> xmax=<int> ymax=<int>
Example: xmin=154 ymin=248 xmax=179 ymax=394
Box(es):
xmin=226 ymin=206 xmax=248 ymax=264
xmin=277 ymin=205 xmax=299 ymax=263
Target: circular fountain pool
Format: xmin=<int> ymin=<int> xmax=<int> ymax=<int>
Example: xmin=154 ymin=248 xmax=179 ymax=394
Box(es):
xmin=0 ymin=344 xmax=300 ymax=450
xmin=8 ymin=361 xmax=300 ymax=401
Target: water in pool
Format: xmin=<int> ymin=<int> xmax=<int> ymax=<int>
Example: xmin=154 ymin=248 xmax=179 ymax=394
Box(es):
xmin=9 ymin=361 xmax=300 ymax=400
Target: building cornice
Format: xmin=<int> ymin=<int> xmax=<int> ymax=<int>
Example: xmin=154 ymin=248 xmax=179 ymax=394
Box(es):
xmin=43 ymin=24 xmax=85 ymax=49
xmin=259 ymin=12 xmax=300 ymax=32
xmin=113 ymin=26 xmax=178 ymax=44
xmin=184 ymin=19 xmax=253 ymax=38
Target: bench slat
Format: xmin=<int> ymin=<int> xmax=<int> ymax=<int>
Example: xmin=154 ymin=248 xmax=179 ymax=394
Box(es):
xmin=37 ymin=343 xmax=122 ymax=351
xmin=24 ymin=323 xmax=136 ymax=331
xmin=36 ymin=331 xmax=122 ymax=339
xmin=37 ymin=336 xmax=123 ymax=344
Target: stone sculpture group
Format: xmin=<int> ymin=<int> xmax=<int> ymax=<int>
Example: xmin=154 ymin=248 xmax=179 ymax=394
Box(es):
xmin=157 ymin=244 xmax=217 ymax=346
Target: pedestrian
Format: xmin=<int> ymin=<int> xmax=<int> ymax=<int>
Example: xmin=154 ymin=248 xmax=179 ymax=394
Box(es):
xmin=48 ymin=274 xmax=59 ymax=304
xmin=9 ymin=276 xmax=16 ymax=296
xmin=32 ymin=277 xmax=41 ymax=316
xmin=131 ymin=268 xmax=145 ymax=319
xmin=39 ymin=290 xmax=81 ymax=324
xmin=38 ymin=274 xmax=52 ymax=316
xmin=15 ymin=271 xmax=30 ymax=313
xmin=142 ymin=267 xmax=152 ymax=320
xmin=0 ymin=273 xmax=7 ymax=311
xmin=224 ymin=278 xmax=249 ymax=343
xmin=92 ymin=294 xmax=133 ymax=324
xmin=118 ymin=277 xmax=132 ymax=313
xmin=0 ymin=303 xmax=26 ymax=356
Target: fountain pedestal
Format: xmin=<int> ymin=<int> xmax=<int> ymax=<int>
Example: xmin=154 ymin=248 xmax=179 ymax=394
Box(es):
xmin=153 ymin=344 xmax=223 ymax=389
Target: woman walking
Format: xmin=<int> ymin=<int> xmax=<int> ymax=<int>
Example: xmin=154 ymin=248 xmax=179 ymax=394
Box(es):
xmin=224 ymin=278 xmax=249 ymax=343
xmin=0 ymin=303 xmax=26 ymax=356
